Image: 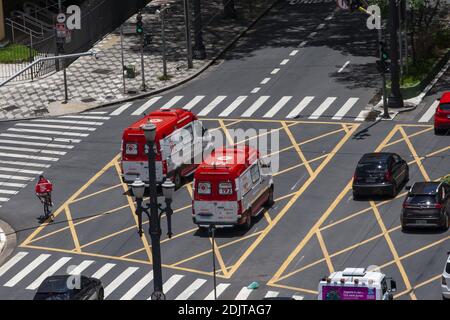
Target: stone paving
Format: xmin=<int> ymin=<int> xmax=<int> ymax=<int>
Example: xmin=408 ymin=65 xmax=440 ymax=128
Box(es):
xmin=0 ymin=0 xmax=275 ymax=120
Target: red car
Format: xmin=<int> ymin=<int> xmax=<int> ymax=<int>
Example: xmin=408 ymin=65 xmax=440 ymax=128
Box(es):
xmin=434 ymin=92 xmax=450 ymax=135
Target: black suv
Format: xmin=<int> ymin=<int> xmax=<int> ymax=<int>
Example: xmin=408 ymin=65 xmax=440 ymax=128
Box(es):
xmin=401 ymin=182 xmax=450 ymax=230
xmin=353 ymin=153 xmax=409 ymax=199
xmin=33 ymin=275 xmax=104 ymax=300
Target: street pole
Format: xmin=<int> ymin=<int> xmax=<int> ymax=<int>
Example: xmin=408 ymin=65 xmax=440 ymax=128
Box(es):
xmin=161 ymin=7 xmax=167 ymax=78
xmin=183 ymin=0 xmax=193 ymax=69
xmin=210 ymin=225 xmax=217 ymax=300
xmin=192 ymin=0 xmax=206 ymax=59
xmin=63 ymin=57 xmax=68 ymax=103
xmin=398 ymin=1 xmax=403 ymax=80
xmin=379 ymin=29 xmax=389 ymax=118
xmin=120 ymin=25 xmax=126 ymax=94
xmin=147 ymin=139 xmax=164 ymax=299
xmin=141 ymin=32 xmax=146 ymax=91
xmin=388 ymin=0 xmax=404 ymax=108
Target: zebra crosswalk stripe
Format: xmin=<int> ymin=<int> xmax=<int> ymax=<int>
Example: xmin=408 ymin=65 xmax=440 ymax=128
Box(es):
xmin=286 ymin=96 xmax=314 ymax=119
xmin=68 ymin=260 xmax=95 ymax=275
xmin=332 ymin=97 xmax=359 ymax=120
xmin=131 ymin=97 xmax=162 ymax=115
xmin=175 ymin=278 xmax=207 ymax=300
xmin=0 ymin=167 xmax=43 ymax=175
xmin=4 ymin=254 xmax=51 ymax=287
xmin=0 ymin=133 xmax=81 ymax=143
xmin=309 ymin=97 xmax=337 ymax=119
xmin=0 ymin=252 xmax=28 ymax=278
xmin=204 ymin=283 xmax=230 ymax=300
xmin=0 ymin=152 xmax=59 ymax=162
xmin=293 ymin=295 xmax=304 ymax=300
xmin=418 ymin=101 xmax=439 ymax=123
xmin=242 ymin=96 xmax=270 ymax=117
xmin=26 ymin=257 xmax=72 ymax=290
xmin=120 ymin=271 xmax=153 ymax=300
xmin=91 ymin=263 xmax=116 ymax=280
xmin=161 ymin=96 xmax=184 ymax=110
xmin=264 ymin=291 xmax=279 ymax=298
xmin=161 ymin=274 xmax=184 ymax=296
xmin=235 ymin=287 xmax=253 ymax=300
xmin=198 ymin=96 xmax=227 ymax=116
xmin=30 ymin=119 xmax=104 ymax=126
xmin=0 ymin=145 xmax=66 ymax=156
xmin=15 ymin=123 xmax=96 ymax=131
xmin=110 ymin=103 xmax=133 ymax=116
xmin=219 ymin=96 xmax=247 ymax=117
xmin=263 ymin=96 xmax=292 ymax=118
xmin=183 ymin=96 xmax=205 ymax=111
xmin=0 ymin=139 xmax=74 ymax=149
xmin=8 ymin=128 xmax=90 ymax=137
xmin=104 ymin=267 xmax=139 ymax=298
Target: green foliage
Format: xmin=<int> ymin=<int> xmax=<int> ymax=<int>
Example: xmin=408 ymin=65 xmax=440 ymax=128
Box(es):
xmin=442 ymin=175 xmax=450 ymax=185
xmin=0 ymin=44 xmax=37 ymax=64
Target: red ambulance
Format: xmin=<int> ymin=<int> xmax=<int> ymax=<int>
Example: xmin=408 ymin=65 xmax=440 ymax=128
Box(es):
xmin=120 ymin=108 xmax=213 ymax=188
xmin=192 ymin=146 xmax=274 ymax=230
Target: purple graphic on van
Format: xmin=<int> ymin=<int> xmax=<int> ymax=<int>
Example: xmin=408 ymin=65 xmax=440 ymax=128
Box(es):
xmin=322 ymin=286 xmax=376 ymax=300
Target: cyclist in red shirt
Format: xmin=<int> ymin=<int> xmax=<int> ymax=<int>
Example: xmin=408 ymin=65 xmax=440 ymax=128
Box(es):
xmin=35 ymin=175 xmax=53 ymax=208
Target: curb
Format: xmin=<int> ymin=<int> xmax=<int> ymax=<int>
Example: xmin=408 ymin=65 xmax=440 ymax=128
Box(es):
xmin=1 ymin=0 xmax=280 ymax=122
xmin=0 ymin=220 xmax=16 ymax=266
xmin=367 ymin=54 xmax=450 ymax=120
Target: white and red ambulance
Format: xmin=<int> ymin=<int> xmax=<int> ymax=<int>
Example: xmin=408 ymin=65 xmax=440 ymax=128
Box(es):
xmin=120 ymin=108 xmax=213 ymax=188
xmin=192 ymin=145 xmax=274 ymax=229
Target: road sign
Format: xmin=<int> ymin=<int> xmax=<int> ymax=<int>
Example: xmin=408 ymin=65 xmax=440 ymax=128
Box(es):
xmin=336 ymin=0 xmax=349 ymax=9
xmin=56 ymin=23 xmax=67 ymax=38
xmin=56 ymin=13 xmax=66 ymax=23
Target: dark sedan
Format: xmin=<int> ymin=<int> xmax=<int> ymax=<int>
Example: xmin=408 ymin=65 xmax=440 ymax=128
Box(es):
xmin=353 ymin=153 xmax=409 ymax=199
xmin=401 ymin=182 xmax=450 ymax=230
xmin=33 ymin=275 xmax=104 ymax=300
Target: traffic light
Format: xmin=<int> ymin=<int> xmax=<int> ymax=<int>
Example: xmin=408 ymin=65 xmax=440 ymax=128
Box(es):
xmin=379 ymin=41 xmax=388 ymax=61
xmin=136 ymin=13 xmax=144 ymax=35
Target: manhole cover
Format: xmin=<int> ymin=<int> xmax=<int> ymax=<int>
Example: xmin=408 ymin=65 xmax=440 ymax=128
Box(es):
xmin=2 ymin=105 xmax=18 ymax=111
xmin=81 ymin=97 xmax=96 ymax=103
xmin=92 ymin=68 xmax=113 ymax=75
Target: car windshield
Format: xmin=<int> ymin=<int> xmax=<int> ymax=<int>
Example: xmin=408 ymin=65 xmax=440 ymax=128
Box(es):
xmin=357 ymin=161 xmax=387 ymax=173
xmin=37 ymin=277 xmax=70 ymax=293
xmin=406 ymin=195 xmax=437 ymax=205
xmin=439 ymin=102 xmax=450 ymax=111
xmin=34 ymin=292 xmax=70 ymax=300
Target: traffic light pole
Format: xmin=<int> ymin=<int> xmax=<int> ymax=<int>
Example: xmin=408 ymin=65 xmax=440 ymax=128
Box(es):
xmin=387 ymin=0 xmax=404 ymax=108
xmin=378 ymin=29 xmax=389 ymax=118
xmin=183 ymin=0 xmax=193 ymax=69
xmin=141 ymin=33 xmax=146 ymax=91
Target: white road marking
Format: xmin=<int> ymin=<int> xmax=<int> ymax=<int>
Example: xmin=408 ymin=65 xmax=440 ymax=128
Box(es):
xmin=0 ymin=197 xmax=9 ymax=202
xmin=355 ymin=110 xmax=369 ymax=121
xmin=235 ymin=287 xmax=253 ymax=300
xmin=325 ymin=15 xmax=333 ymax=20
xmin=183 ymin=96 xmax=205 ymax=110
xmin=60 ymin=115 xmax=110 ymax=120
xmin=309 ymin=97 xmax=337 ymax=119
xmin=0 ymin=174 xmax=34 ymax=181
xmin=30 ymin=119 xmax=103 ymax=126
xmin=68 ymin=260 xmax=95 ymax=275
xmin=0 ymin=160 xmax=50 ymax=168
xmin=264 ymin=96 xmax=292 ymax=118
xmin=286 ymin=96 xmax=315 ymax=118
xmin=290 ymin=50 xmax=299 ymax=56
xmin=418 ymin=100 xmax=439 ymax=122
xmin=110 ymin=103 xmax=133 ymax=116
xmin=8 ymin=128 xmax=89 ymax=137
xmin=4 ymin=254 xmax=50 ymax=287
xmin=317 ymin=23 xmax=326 ymax=30
xmin=175 ymin=279 xmax=207 ymax=300
xmin=104 ymin=267 xmax=139 ymax=298
xmin=0 ymin=152 xmax=59 ymax=162
xmin=198 ymin=96 xmax=227 ymax=116
xmin=299 ymin=40 xmax=308 ymax=47
xmin=309 ymin=31 xmax=317 ymax=38
xmin=0 ymin=252 xmax=28 ymax=277
xmin=131 ymin=96 xmax=162 ymax=115
xmin=15 ymin=123 xmax=96 ymax=132
xmin=120 ymin=271 xmax=153 ymax=300
xmin=0 ymin=182 xmax=27 ymax=188
xmin=27 ymin=257 xmax=72 ymax=290
xmin=242 ymin=96 xmax=270 ymax=117
xmin=261 ymin=78 xmax=271 ymax=84
xmin=0 ymin=133 xmax=80 ymax=143
xmin=0 ymin=190 xmax=18 ymax=195
xmin=0 ymin=167 xmax=43 ymax=175
xmin=161 ymin=274 xmax=184 ymax=295
xmin=91 ymin=263 xmax=116 ymax=279
xmin=264 ymin=291 xmax=279 ymax=298
xmin=332 ymin=97 xmax=359 ymax=120
xmin=82 ymin=111 xmax=108 ymax=114
xmin=0 ymin=145 xmax=66 ymax=156
xmin=251 ymin=87 xmax=261 ymax=93
xmin=338 ymin=61 xmax=350 ymax=73
xmin=293 ymin=295 xmax=304 ymax=300
xmin=204 ymin=283 xmax=230 ymax=300
xmin=219 ymin=96 xmax=248 ymax=117
xmin=0 ymin=139 xmax=73 ymax=149
xmin=161 ymin=96 xmax=184 ymax=109
xmin=271 ymin=68 xmax=280 ymax=74
xmin=280 ymin=59 xmax=289 ymax=65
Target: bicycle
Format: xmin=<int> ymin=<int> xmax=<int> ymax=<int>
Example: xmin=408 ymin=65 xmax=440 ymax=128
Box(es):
xmin=37 ymin=193 xmax=54 ymax=222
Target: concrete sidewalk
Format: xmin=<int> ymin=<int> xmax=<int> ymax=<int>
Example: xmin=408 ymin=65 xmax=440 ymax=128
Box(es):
xmin=0 ymin=0 xmax=276 ymax=120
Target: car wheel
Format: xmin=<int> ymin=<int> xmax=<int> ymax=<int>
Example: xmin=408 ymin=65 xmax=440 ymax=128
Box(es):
xmin=265 ymin=186 xmax=274 ymax=207
xmin=241 ymin=212 xmax=252 ymax=230
xmin=173 ymin=170 xmax=182 ymax=190
xmin=434 ymin=128 xmax=441 ymax=135
xmin=442 ymin=215 xmax=449 ymax=231
xmin=98 ymin=289 xmax=104 ymax=300
xmin=401 ymin=224 xmax=408 ymax=233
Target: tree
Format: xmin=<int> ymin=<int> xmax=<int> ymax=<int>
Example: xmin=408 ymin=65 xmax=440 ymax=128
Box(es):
xmin=222 ymin=0 xmax=236 ymax=19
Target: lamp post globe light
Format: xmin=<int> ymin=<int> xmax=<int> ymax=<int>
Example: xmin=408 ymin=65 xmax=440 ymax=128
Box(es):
xmin=129 ymin=121 xmax=176 ymax=300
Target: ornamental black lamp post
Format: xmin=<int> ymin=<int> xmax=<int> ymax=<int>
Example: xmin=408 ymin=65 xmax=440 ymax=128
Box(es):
xmin=192 ymin=0 xmax=206 ymax=59
xmin=387 ymin=0 xmax=404 ymax=108
xmin=130 ymin=122 xmax=175 ymax=300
